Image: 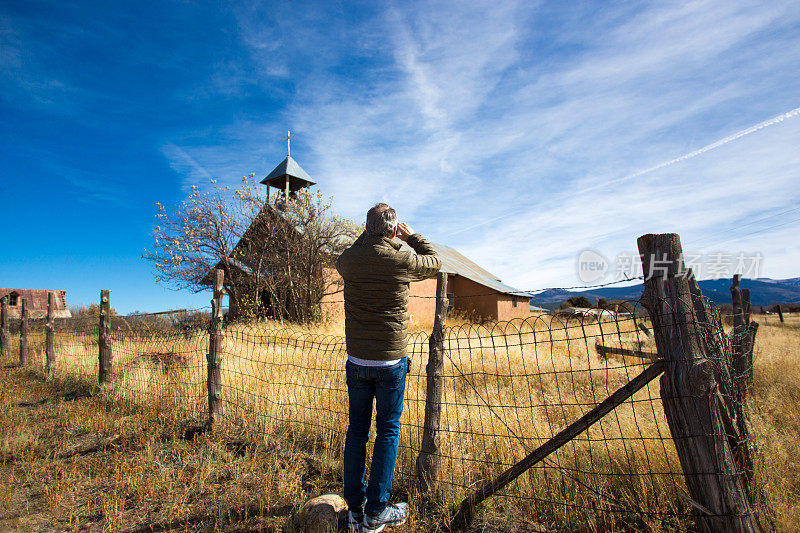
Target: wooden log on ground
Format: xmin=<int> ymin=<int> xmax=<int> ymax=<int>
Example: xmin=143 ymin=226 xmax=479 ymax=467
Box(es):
xmin=638 ymin=234 xmax=759 ymax=532
xmin=416 ymin=272 xmax=448 ymax=494
xmin=57 ymin=433 xmax=120 ymax=458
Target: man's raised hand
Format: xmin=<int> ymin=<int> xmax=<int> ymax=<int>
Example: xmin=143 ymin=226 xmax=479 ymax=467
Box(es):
xmin=396 ymin=222 xmax=415 ymax=242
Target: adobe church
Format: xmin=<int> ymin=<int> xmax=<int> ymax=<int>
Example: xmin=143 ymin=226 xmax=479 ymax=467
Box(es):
xmin=219 ymin=137 xmax=533 ymax=322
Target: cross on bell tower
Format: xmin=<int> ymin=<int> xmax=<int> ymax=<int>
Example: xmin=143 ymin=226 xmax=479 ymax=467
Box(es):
xmin=261 ymin=131 xmax=316 ymax=203
xmin=284 ymin=130 xmax=294 ymax=157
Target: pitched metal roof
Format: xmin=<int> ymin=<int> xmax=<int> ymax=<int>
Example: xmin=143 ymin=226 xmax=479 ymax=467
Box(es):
xmin=261 ymin=156 xmax=316 ymax=187
xmin=398 ymin=242 xmax=534 ymax=298
xmin=0 ymin=288 xmax=72 ymax=318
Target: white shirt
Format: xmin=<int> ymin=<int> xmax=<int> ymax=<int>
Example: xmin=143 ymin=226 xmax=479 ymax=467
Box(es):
xmin=348 ymin=355 xmax=403 ymax=367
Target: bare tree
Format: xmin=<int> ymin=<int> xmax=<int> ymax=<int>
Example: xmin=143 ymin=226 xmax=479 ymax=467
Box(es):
xmin=234 ymin=185 xmax=361 ymax=322
xmin=144 ymin=175 xmax=359 ymax=322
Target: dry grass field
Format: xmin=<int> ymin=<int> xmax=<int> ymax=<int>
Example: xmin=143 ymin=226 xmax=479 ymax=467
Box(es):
xmin=1 ymin=312 xmax=797 ymax=531
xmin=747 ymin=315 xmax=800 ymax=531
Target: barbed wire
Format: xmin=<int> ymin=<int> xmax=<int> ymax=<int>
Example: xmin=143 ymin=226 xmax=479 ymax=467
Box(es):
xmin=315 ymin=276 xmax=647 ymax=306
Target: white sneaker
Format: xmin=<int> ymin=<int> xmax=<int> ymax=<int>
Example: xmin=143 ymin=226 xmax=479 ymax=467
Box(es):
xmin=348 ymin=510 xmax=365 ymax=531
xmin=363 ymin=502 xmax=408 ymax=532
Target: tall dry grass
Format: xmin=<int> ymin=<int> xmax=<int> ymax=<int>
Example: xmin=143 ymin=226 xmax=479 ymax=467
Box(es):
xmin=13 ymin=312 xmax=798 ymax=531
xmin=748 ymin=314 xmax=800 ymax=531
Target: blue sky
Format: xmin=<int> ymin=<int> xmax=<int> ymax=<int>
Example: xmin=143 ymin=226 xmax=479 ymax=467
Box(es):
xmin=2 ymin=0 xmax=799 ymax=313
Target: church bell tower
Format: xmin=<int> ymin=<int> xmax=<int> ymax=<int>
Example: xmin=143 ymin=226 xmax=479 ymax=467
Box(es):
xmin=261 ymin=130 xmax=316 ymax=202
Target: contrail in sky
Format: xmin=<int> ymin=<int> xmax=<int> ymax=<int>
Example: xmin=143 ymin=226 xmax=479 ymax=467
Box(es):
xmin=162 ymin=143 xmax=215 ymax=181
xmin=447 ymin=106 xmax=800 ymax=236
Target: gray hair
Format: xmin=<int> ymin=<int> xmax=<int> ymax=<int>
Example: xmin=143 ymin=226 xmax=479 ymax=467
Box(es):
xmin=365 ymin=203 xmax=397 ymax=237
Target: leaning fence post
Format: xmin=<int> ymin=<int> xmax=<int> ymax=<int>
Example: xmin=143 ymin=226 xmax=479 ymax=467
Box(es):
xmin=99 ymin=290 xmax=113 ymax=386
xmin=207 ymin=269 xmax=224 ymax=426
xmin=776 ymin=304 xmax=784 ymax=323
xmin=416 ymin=272 xmax=448 ymax=494
xmin=45 ymin=292 xmax=55 ymax=376
xmin=20 ymin=298 xmax=28 ymax=366
xmin=637 ymin=233 xmax=759 ymax=532
xmin=0 ymin=296 xmax=8 ymax=359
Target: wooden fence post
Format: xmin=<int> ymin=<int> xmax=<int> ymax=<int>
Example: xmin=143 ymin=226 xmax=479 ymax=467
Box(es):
xmin=416 ymin=272 xmax=448 ymax=494
xmin=730 ymin=277 xmax=757 ymax=387
xmin=45 ymin=292 xmax=55 ymax=376
xmin=207 ymin=269 xmax=224 ymax=426
xmin=731 ymin=274 xmax=745 ymax=358
xmin=742 ymin=289 xmax=757 ymax=387
xmin=730 ymin=277 xmax=758 ymax=488
xmin=637 ymin=234 xmax=759 ymax=532
xmin=776 ymin=304 xmax=784 ymax=323
xmin=99 ymin=290 xmax=113 ymax=386
xmin=688 ymin=269 xmax=741 ymax=427
xmin=20 ymin=298 xmax=28 ymax=366
xmin=0 ymin=296 xmax=8 ymax=359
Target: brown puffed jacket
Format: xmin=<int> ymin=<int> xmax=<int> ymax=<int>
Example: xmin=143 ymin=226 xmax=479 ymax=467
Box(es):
xmin=336 ymin=232 xmax=441 ymax=361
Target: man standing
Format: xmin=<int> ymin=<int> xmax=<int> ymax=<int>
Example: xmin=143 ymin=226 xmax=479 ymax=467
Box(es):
xmin=336 ymin=203 xmax=441 ymax=532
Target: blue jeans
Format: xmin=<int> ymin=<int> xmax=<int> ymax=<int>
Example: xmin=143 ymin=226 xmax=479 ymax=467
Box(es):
xmin=343 ymin=358 xmax=408 ymax=517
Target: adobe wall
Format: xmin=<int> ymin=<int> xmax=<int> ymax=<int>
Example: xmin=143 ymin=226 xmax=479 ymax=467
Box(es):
xmin=320 ymin=267 xmax=439 ymax=325
xmin=448 ymin=275 xmax=501 ymax=321
xmin=407 ymin=277 xmax=438 ymax=326
xmin=319 ymin=269 xmax=528 ymax=324
xmin=320 ymin=267 xmax=345 ymax=322
xmin=496 ymin=294 xmax=532 ymax=321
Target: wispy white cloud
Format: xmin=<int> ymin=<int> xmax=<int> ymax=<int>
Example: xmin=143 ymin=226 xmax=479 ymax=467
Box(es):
xmin=449 ymin=106 xmax=800 ymax=238
xmin=160 ymin=143 xmax=215 ymax=190
xmin=161 ymin=0 xmax=800 ymax=288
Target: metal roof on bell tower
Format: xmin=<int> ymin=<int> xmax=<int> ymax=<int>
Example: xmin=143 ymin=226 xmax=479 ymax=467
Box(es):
xmin=260 ymin=131 xmax=316 ymax=194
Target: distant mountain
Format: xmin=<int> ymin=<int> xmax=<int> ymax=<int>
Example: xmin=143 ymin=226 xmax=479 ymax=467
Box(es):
xmin=531 ymin=277 xmax=800 ymax=309
xmin=757 ymin=277 xmax=800 ymax=287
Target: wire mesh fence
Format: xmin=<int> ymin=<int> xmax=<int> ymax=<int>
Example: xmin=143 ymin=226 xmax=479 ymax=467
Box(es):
xmin=212 ymin=313 xmax=688 ymax=530
xmin=4 ymin=317 xmax=45 ymax=367
xmin=109 ymin=325 xmax=208 ymax=420
xmin=427 ymin=310 xmax=687 ymax=526
xmin=0 ymin=293 xmax=763 ymax=530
